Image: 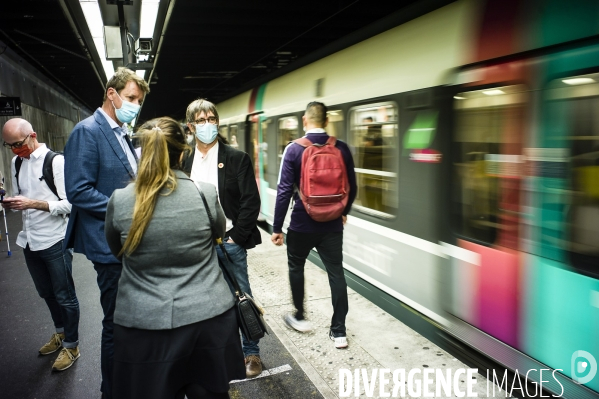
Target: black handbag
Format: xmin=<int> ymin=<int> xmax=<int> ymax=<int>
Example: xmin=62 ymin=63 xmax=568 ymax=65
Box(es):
xmin=194 ymin=183 xmax=268 ymax=342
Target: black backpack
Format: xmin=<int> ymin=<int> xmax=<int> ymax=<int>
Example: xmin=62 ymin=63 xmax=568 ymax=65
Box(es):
xmin=15 ymin=150 xmax=63 ymax=201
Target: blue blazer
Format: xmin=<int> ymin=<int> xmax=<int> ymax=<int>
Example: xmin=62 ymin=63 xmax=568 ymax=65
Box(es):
xmin=63 ymin=109 xmax=137 ymax=264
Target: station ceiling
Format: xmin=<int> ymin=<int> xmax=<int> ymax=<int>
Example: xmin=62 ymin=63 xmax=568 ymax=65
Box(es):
xmin=0 ymin=0 xmax=450 ymax=123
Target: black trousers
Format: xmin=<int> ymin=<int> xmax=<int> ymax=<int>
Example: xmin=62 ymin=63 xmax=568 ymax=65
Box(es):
xmin=93 ymin=262 xmax=123 ymax=399
xmin=286 ymin=229 xmax=348 ymax=336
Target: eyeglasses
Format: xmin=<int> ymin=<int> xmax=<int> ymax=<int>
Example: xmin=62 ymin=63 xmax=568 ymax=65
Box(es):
xmin=193 ymin=117 xmax=217 ymax=126
xmin=3 ymin=134 xmax=31 ymax=149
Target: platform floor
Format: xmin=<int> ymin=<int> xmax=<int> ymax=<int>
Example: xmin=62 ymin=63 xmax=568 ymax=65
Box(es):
xmin=0 ymin=209 xmax=508 ymax=398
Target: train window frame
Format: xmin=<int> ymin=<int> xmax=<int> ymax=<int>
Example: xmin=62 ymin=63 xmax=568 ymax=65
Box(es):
xmin=451 ymin=84 xmax=529 ymax=248
xmin=348 ymin=101 xmax=399 ymax=219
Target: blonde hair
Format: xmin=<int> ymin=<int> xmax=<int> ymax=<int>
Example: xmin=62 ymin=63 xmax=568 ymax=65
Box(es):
xmin=119 ymin=117 xmax=189 ymax=256
xmin=103 ymin=67 xmax=150 ymax=102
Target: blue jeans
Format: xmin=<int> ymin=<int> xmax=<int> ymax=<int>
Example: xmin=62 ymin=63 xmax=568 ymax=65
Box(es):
xmin=93 ymin=262 xmax=122 ymax=399
xmin=215 ymin=240 xmax=260 ymax=357
xmin=24 ymin=240 xmax=79 ymax=347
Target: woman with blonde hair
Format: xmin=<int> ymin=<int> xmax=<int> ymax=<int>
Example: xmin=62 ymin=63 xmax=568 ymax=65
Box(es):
xmin=105 ymin=117 xmax=245 ymax=399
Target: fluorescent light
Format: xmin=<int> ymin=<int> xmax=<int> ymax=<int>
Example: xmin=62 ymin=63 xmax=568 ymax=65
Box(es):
xmin=80 ymin=0 xmax=114 ymax=80
xmin=453 ymin=96 xmax=465 ymax=100
xmin=136 ymin=70 xmax=146 ymax=79
xmin=562 ymin=78 xmax=595 ymax=85
xmin=140 ymin=0 xmax=160 ymax=38
xmin=482 ymin=89 xmax=505 ymax=96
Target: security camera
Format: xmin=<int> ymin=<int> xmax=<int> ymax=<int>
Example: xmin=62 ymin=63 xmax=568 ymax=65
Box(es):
xmin=136 ymin=38 xmax=153 ymax=55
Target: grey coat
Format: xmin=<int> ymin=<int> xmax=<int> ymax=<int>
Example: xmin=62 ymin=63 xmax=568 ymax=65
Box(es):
xmin=105 ymin=170 xmax=235 ymax=330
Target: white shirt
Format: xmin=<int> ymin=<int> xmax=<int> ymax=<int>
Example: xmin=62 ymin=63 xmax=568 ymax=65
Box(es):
xmin=190 ymin=142 xmax=234 ymax=233
xmin=97 ymin=107 xmax=138 ymax=175
xmin=10 ymin=144 xmax=72 ymax=251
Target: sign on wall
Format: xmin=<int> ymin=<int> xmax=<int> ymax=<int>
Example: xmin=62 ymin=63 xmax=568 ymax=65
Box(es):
xmin=0 ymin=97 xmax=22 ymax=116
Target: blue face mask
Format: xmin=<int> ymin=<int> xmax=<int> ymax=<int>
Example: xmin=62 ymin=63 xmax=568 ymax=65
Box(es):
xmin=195 ymin=123 xmax=218 ymax=144
xmin=112 ymin=93 xmax=140 ymax=124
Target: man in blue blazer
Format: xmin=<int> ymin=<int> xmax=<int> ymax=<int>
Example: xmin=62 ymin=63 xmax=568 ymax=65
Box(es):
xmin=64 ymin=67 xmax=149 ymax=399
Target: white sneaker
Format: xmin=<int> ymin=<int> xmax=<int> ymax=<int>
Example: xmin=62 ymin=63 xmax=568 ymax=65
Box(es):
xmin=333 ymin=336 xmax=348 ymax=349
xmin=284 ymin=314 xmax=313 ymax=332
xmin=330 ymin=330 xmax=348 ymax=349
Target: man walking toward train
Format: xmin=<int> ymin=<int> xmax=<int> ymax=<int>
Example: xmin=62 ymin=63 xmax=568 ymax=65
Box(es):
xmin=271 ymin=101 xmax=357 ymax=349
xmin=1 ymin=118 xmax=80 ymax=371
xmin=63 ymin=67 xmax=149 ymax=398
xmin=181 ymin=98 xmax=264 ymax=378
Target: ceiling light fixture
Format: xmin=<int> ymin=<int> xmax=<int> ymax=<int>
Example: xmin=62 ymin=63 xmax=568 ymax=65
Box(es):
xmin=140 ymin=0 xmax=160 ymax=38
xmin=562 ymin=77 xmax=595 ymax=85
xmin=453 ymin=96 xmax=465 ymax=100
xmin=79 ymin=0 xmax=114 ymax=79
xmin=482 ymin=89 xmax=505 ymax=96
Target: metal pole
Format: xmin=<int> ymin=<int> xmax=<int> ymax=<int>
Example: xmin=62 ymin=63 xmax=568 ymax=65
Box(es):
xmin=118 ymin=2 xmax=128 ymax=66
xmin=0 ymin=176 xmax=11 ymax=257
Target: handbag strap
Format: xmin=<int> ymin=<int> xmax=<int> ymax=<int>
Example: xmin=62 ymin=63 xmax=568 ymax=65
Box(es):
xmin=190 ymin=179 xmax=244 ymax=297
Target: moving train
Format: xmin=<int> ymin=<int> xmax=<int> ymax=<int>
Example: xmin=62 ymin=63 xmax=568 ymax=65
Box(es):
xmin=215 ymin=0 xmax=599 ymax=396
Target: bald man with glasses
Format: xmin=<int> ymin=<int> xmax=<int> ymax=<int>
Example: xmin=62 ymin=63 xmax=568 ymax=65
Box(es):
xmin=2 ymin=118 xmax=81 ymax=372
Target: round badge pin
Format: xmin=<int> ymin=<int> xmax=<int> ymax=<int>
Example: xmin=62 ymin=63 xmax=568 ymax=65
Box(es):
xmin=218 ymin=163 xmax=224 ymax=168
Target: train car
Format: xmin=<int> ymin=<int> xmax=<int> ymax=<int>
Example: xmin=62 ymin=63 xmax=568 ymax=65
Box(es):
xmin=216 ymin=0 xmax=599 ymax=396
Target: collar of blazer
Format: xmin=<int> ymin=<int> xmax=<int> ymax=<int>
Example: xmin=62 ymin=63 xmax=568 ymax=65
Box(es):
xmin=94 ymin=109 xmax=136 ymax=179
xmin=217 ymin=142 xmax=227 ymax=205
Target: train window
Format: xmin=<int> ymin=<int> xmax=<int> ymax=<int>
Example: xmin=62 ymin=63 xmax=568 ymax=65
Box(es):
xmin=349 ymin=103 xmax=398 ymax=217
xmin=278 ymin=116 xmax=299 ymax=169
xmin=229 ymin=124 xmax=239 ymax=149
xmin=452 ymin=85 xmax=527 ymax=247
xmin=326 ymin=110 xmax=343 ymax=138
xmin=545 ymin=73 xmax=599 ymax=279
xmin=261 ymin=118 xmax=270 ymax=177
xmin=220 ymin=125 xmax=229 ymax=141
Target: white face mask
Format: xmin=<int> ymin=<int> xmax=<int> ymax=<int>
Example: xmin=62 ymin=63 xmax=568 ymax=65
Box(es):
xmin=195 ymin=123 xmax=218 ymax=144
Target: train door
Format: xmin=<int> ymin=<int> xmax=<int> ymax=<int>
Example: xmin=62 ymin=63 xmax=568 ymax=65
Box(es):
xmin=245 ymin=112 xmax=270 ymax=218
xmin=523 ymin=67 xmax=599 ymax=392
xmin=447 ymin=63 xmax=529 ymax=349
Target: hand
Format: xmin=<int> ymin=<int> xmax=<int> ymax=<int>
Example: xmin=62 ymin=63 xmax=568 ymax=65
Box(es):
xmin=342 ymin=215 xmax=347 ymax=225
xmin=1 ymin=196 xmax=30 ymax=210
xmin=1 ymin=197 xmax=12 ymax=209
xmin=227 ymin=238 xmax=235 ymax=244
xmin=271 ymin=233 xmax=284 ymax=246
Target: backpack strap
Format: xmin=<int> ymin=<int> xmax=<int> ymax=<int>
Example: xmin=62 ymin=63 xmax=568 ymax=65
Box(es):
xmin=42 ymin=151 xmax=62 ymax=200
xmin=294 ymin=136 xmax=337 ymax=148
xmin=293 ymin=137 xmax=313 ymax=148
xmin=15 ymin=157 xmax=23 ymax=195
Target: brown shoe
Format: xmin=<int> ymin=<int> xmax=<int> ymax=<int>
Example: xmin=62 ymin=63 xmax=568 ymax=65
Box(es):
xmin=39 ymin=333 xmax=65 ymax=355
xmin=245 ymin=355 xmax=262 ymax=378
xmin=52 ymin=347 xmax=80 ymax=371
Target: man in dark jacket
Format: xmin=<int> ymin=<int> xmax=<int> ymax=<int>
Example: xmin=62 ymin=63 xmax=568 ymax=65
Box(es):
xmin=181 ymin=99 xmax=263 ymax=378
xmin=271 ymin=101 xmax=357 ymax=349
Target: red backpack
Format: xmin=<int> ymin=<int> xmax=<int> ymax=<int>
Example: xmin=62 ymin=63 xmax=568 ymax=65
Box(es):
xmin=294 ymin=136 xmax=349 ymax=222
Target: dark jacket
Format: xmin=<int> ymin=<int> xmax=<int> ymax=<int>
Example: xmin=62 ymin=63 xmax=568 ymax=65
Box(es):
xmin=182 ymin=141 xmax=262 ymax=249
